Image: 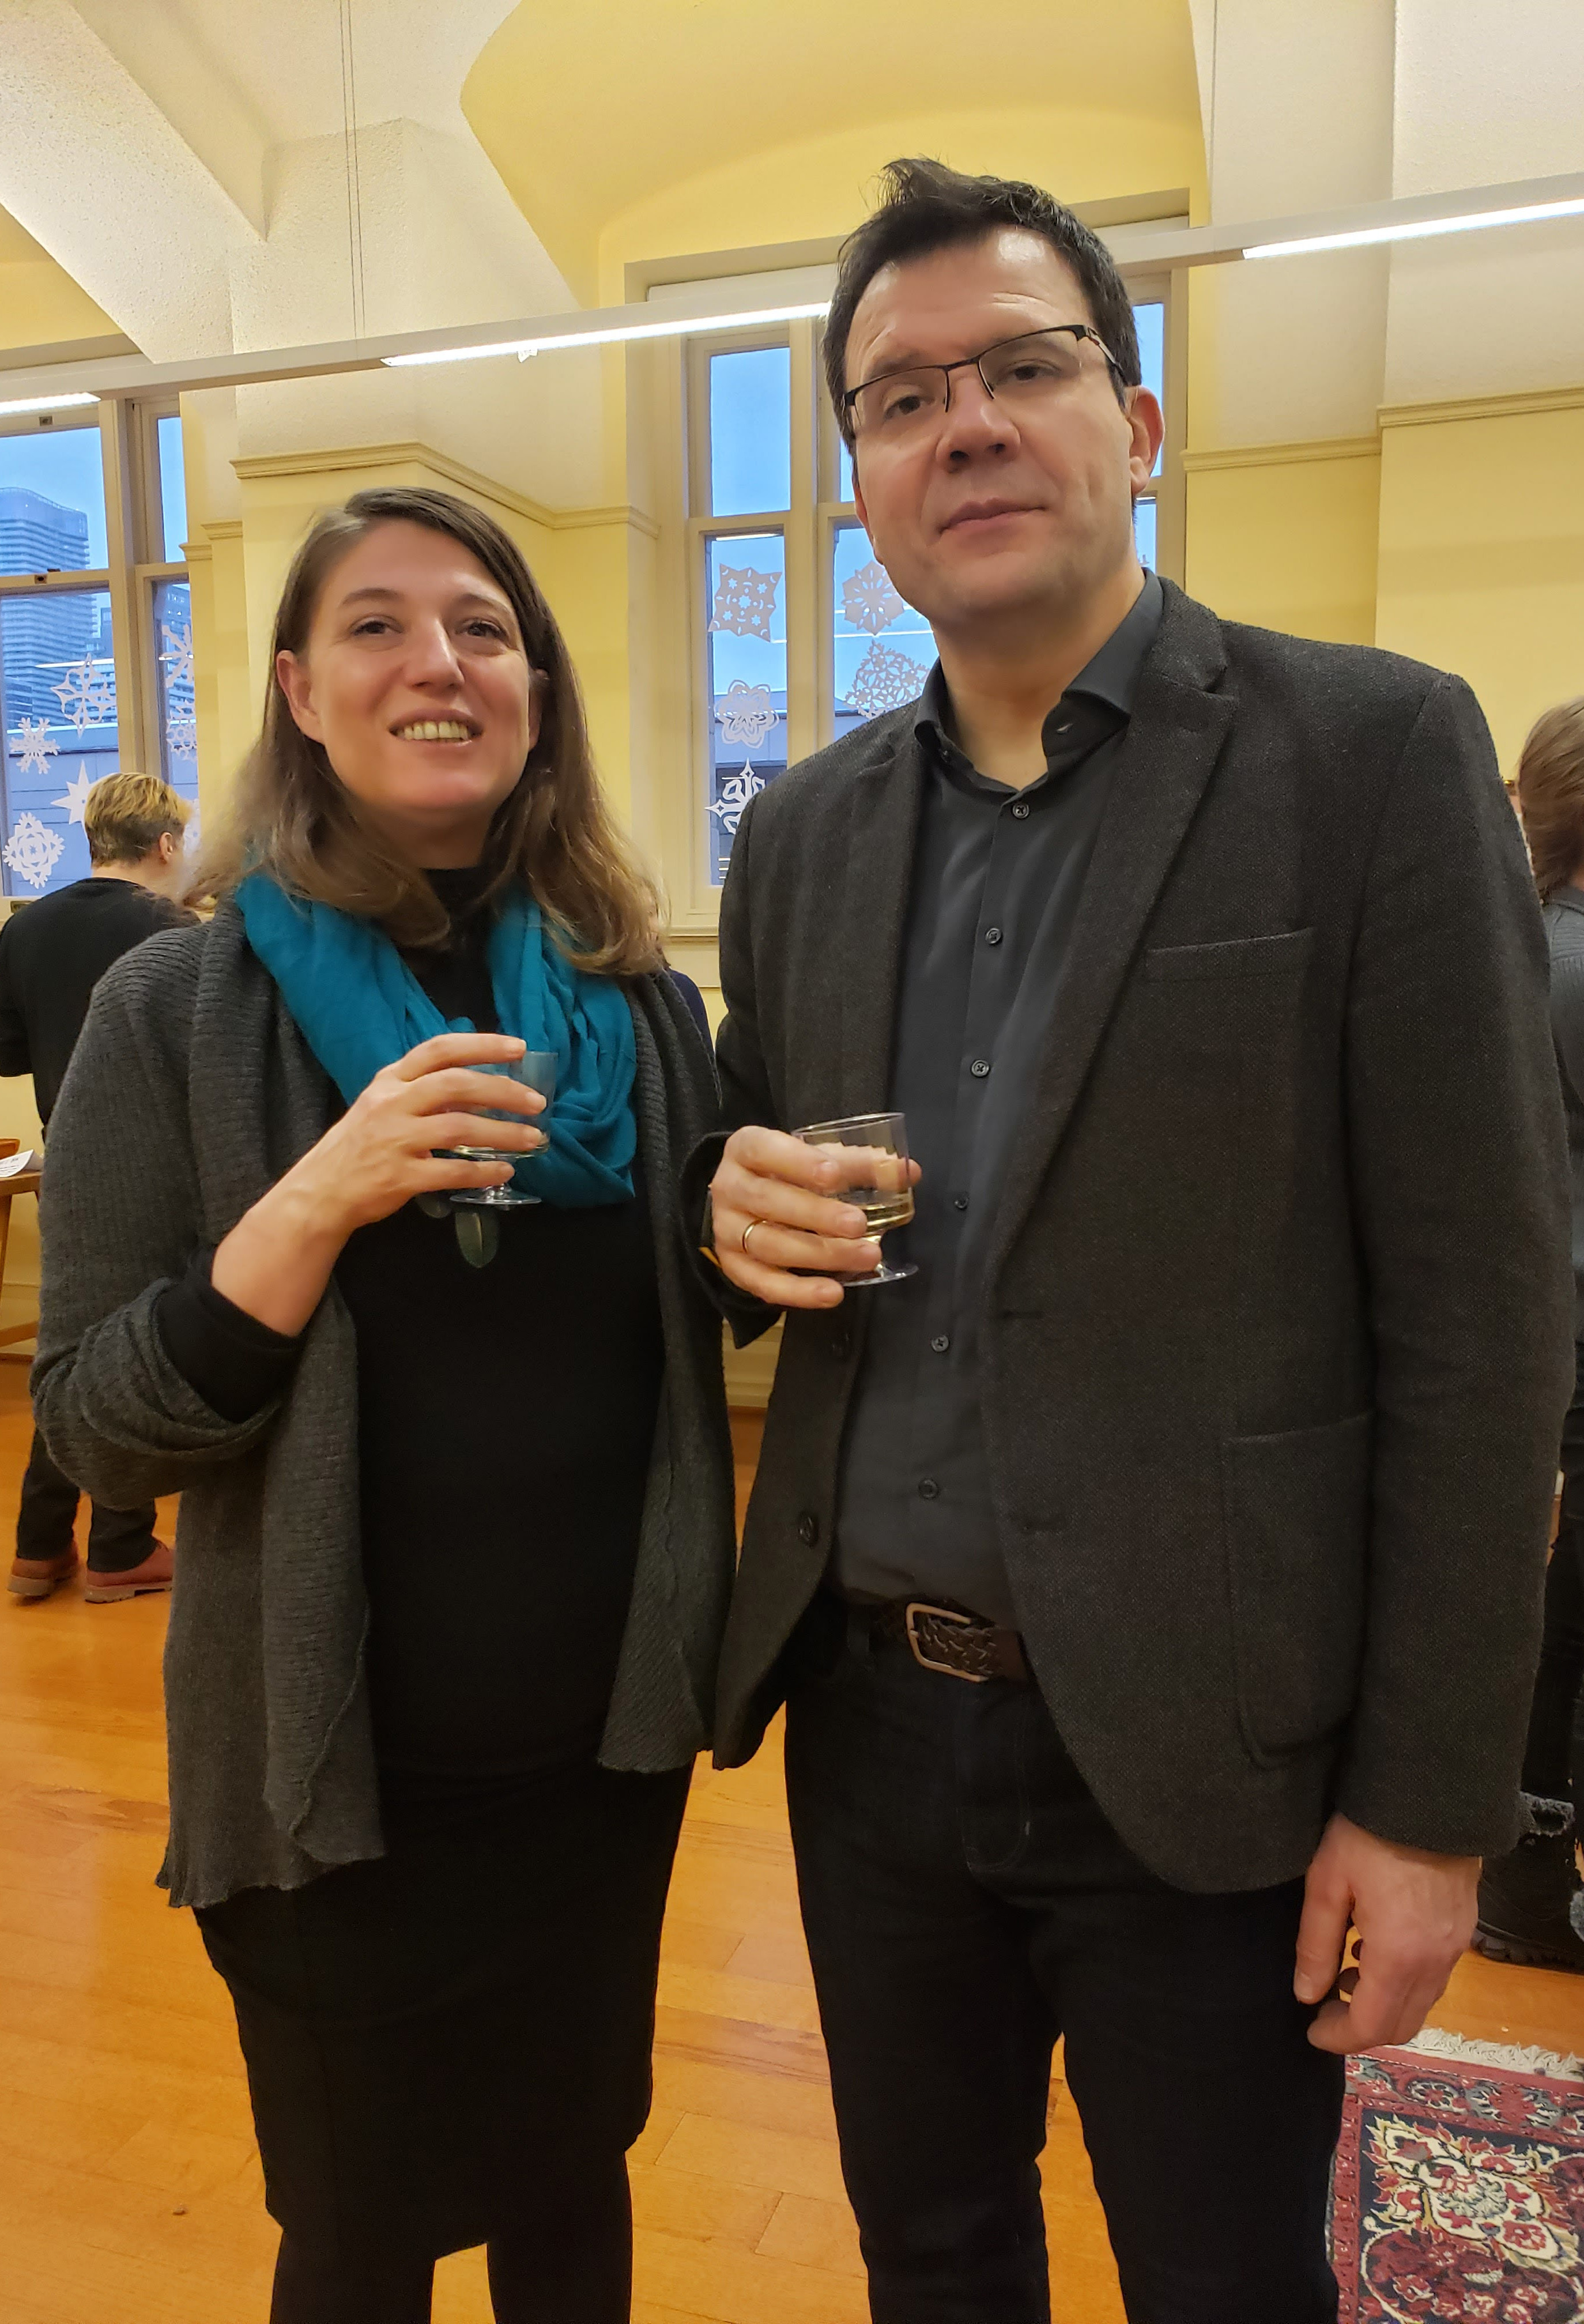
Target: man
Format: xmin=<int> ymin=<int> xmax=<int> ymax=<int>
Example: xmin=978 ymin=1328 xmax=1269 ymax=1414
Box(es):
xmin=3 ymin=771 xmax=194 ymax=1604
xmin=697 ymin=159 xmax=1574 ymax=2322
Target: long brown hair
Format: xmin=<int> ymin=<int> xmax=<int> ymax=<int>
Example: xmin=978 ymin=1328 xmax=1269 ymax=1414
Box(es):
xmin=194 ymin=486 xmax=663 ymax=970
xmin=1517 ymin=696 xmax=1584 ymax=905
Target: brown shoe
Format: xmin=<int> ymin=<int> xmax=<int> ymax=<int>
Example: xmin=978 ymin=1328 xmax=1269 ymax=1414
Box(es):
xmin=83 ymin=1541 xmax=174 ymax=1604
xmin=8 ymin=1546 xmax=81 ymax=1598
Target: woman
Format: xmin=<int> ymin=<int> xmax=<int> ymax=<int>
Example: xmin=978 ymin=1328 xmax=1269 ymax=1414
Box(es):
xmin=1477 ymin=693 xmax=1584 ymax=1974
xmin=33 ymin=486 xmax=737 ymax=2321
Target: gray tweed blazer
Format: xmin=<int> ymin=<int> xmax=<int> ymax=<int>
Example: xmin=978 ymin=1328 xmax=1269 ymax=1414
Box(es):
xmin=33 ymin=902 xmax=737 ymax=1910
xmin=709 ymin=582 xmax=1575 ymax=1890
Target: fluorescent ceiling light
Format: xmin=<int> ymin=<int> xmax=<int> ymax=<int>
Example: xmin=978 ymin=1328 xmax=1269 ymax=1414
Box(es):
xmin=383 ymin=301 xmax=831 ymax=369
xmin=0 ymin=390 xmax=99 ymax=416
xmin=1246 ymin=195 xmax=1584 ymax=260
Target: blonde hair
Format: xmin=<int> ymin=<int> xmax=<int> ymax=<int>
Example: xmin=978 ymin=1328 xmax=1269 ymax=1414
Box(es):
xmin=84 ymin=772 xmax=190 ymax=867
xmin=192 ymin=486 xmax=663 ymax=971
xmin=1517 ymin=696 xmax=1584 ymax=904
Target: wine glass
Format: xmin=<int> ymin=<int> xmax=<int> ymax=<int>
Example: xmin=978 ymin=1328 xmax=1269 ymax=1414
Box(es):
xmin=793 ymin=1111 xmax=917 ymax=1287
xmin=450 ymin=1051 xmax=557 ymax=1210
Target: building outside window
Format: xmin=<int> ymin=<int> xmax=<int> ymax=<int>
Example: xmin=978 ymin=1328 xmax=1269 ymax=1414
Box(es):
xmin=686 ymin=280 xmax=1176 ymax=900
xmin=0 ymin=403 xmax=194 ymax=900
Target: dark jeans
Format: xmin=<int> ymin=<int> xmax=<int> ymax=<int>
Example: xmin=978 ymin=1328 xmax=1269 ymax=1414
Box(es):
xmin=1520 ymin=1340 xmax=1584 ymax=1808
xmin=783 ymin=1595 xmax=1344 ymax=2324
xmin=16 ymin=1426 xmax=156 ymax=1574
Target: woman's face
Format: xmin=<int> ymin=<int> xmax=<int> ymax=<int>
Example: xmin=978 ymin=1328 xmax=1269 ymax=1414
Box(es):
xmin=276 ymin=520 xmax=539 ymax=867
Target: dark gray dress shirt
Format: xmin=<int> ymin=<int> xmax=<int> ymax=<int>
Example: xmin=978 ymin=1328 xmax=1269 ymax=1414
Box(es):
xmin=834 ymin=571 xmax=1164 ymax=1624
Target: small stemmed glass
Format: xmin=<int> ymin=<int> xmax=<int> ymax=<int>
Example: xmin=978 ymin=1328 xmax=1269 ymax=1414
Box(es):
xmin=451 ymin=1051 xmax=557 ymax=1209
xmin=794 ymin=1111 xmax=917 ymax=1286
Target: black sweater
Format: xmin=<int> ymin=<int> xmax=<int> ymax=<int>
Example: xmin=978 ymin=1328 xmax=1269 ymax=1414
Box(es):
xmin=0 ymin=876 xmax=195 ymax=1125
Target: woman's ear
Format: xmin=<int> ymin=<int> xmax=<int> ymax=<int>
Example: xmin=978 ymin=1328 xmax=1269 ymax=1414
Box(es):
xmin=276 ymin=648 xmax=324 ymax=742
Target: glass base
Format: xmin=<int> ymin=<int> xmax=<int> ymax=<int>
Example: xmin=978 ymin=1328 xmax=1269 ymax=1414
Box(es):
xmin=451 ymin=1187 xmax=541 ymax=1208
xmin=844 ymin=1260 xmax=917 ymax=1287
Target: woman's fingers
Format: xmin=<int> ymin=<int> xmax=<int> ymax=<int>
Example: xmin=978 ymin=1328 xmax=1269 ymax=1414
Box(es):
xmin=423 ymin=1111 xmax=546 ymax=1154
xmin=387 ymin=1032 xmax=527 ymax=1078
xmin=403 ymin=1068 xmax=546 ymax=1119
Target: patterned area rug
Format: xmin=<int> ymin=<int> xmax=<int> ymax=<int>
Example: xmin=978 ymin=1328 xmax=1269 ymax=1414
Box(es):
xmin=1332 ymin=2033 xmax=1584 ymax=2321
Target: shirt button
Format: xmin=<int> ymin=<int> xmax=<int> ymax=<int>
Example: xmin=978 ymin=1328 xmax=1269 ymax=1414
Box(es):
xmin=985 ymin=926 xmax=1003 ymax=946
xmin=1011 ymin=802 xmax=1031 ymax=820
xmin=918 ymin=1478 xmax=941 ymax=1501
xmin=797 ymin=1513 xmax=820 ymax=1548
xmin=970 ymin=1059 xmax=991 ymax=1079
xmin=930 ymin=1334 xmax=951 ymax=1353
xmin=953 ymin=1195 xmax=968 ymax=1211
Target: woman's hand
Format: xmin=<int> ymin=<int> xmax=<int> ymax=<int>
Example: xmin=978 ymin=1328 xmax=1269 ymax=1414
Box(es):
xmin=212 ymin=1033 xmax=546 ymax=1335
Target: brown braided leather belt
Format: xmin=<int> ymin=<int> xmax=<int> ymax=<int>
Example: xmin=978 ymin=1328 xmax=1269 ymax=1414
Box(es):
xmin=870 ymin=1598 xmax=1030 ymax=1684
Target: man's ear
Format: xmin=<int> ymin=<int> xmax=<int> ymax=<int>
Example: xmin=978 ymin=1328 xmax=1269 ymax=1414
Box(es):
xmin=276 ymin=648 xmax=324 ymax=742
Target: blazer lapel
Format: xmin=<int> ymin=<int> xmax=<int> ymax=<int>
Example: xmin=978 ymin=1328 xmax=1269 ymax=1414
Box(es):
xmin=835 ymin=725 xmax=926 ymax=1118
xmin=982 ymin=589 xmax=1235 ymax=1284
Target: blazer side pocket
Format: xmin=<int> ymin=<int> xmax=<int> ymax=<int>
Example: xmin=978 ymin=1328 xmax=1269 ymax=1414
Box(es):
xmin=1220 ymin=1409 xmax=1372 ymax=1765
xmin=1145 ymin=927 xmax=1315 ymax=982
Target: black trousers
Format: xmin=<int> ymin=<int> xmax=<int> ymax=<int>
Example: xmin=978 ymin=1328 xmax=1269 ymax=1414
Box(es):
xmin=783 ymin=1595 xmax=1344 ymax=2324
xmin=16 ymin=1426 xmax=156 ymax=1574
xmin=1521 ymin=1340 xmax=1584 ymax=1808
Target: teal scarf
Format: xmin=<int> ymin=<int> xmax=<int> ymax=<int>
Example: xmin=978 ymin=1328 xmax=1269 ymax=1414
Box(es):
xmin=235 ymin=874 xmax=636 ymax=1205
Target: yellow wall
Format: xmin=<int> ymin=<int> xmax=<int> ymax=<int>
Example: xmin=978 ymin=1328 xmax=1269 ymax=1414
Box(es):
xmin=1183 ymin=442 xmax=1382 ymax=647
xmin=1375 ymin=392 xmax=1584 ymax=775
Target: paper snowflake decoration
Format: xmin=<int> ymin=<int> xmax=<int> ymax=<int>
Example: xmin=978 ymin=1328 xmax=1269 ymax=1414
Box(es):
xmin=709 ymin=564 xmax=780 ymax=640
xmin=159 ymin=617 xmax=194 ymax=691
xmin=846 ymin=641 xmax=929 ymax=719
xmin=3 ymin=812 xmax=65 ymax=892
xmin=48 ymin=657 xmax=116 ymax=735
xmin=52 ymin=763 xmax=95 ymax=826
xmin=714 ymin=681 xmax=776 ymax=752
xmin=164 ymin=706 xmax=198 ymax=759
xmin=708 ymin=765 xmax=768 ymax=836
xmin=840 ymin=559 xmax=907 ymax=636
xmin=9 ymin=717 xmax=58 ymax=778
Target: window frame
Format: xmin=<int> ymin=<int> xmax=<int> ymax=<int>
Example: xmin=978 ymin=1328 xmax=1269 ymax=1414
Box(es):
xmin=0 ymin=397 xmax=190 ymax=871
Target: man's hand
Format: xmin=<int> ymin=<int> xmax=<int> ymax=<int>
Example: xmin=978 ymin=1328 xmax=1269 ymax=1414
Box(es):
xmin=709 ymin=1124 xmax=921 ymax=1308
xmin=1295 ymin=1811 xmax=1479 ymax=2054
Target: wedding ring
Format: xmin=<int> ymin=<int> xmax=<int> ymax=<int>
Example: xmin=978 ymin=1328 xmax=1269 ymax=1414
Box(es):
xmin=741 ymin=1217 xmax=769 ymax=1259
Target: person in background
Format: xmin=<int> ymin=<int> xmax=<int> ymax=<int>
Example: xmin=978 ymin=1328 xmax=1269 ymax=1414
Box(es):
xmin=31 ymin=486 xmax=733 ymax=2324
xmin=695 ymin=159 xmax=1572 ymax=2323
xmin=1477 ymin=695 xmax=1584 ymax=1972
xmin=3 ymin=771 xmax=194 ymax=1604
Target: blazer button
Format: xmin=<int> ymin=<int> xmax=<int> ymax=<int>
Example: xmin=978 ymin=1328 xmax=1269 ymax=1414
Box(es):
xmin=798 ymin=1513 xmax=820 ymax=1548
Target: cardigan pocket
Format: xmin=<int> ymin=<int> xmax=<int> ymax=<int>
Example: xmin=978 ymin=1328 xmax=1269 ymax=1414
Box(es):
xmin=1220 ymin=1410 xmax=1372 ymax=1765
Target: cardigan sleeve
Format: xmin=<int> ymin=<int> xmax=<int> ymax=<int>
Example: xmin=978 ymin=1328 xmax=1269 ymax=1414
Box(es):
xmin=32 ymin=938 xmax=292 ymax=1505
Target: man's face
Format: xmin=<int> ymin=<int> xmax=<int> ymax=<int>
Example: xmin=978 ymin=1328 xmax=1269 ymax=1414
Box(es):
xmin=844 ymin=229 xmax=1163 ymax=638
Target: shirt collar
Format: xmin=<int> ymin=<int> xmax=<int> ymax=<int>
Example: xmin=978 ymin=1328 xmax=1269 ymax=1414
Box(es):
xmin=914 ymin=568 xmax=1164 ymax=770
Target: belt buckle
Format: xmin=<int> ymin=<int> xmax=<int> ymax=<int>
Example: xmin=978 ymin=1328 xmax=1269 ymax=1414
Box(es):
xmin=904 ymin=1601 xmax=992 ymax=1684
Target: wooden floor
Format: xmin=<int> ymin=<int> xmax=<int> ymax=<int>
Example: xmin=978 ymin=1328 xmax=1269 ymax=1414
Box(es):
xmin=3 ymin=1376 xmax=1584 ymax=2321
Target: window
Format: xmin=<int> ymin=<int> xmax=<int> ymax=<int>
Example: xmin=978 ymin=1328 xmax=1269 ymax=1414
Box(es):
xmin=684 ymin=279 xmax=1179 ymax=897
xmin=0 ymin=403 xmax=194 ymax=899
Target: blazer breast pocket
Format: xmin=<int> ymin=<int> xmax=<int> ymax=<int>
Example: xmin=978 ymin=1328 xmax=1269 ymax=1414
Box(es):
xmin=1144 ymin=927 xmax=1315 ymax=983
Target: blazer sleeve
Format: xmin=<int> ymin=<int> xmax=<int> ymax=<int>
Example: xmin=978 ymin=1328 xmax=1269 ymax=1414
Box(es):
xmin=0 ymin=916 xmax=31 ymax=1081
xmin=32 ymin=952 xmax=289 ymax=1506
xmin=1337 ymin=673 xmax=1575 ymax=1855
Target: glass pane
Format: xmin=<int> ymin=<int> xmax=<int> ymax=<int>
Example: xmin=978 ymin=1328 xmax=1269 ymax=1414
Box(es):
xmin=0 ymin=425 xmax=107 ymax=573
xmin=837 ymin=435 xmax=854 ymax=505
xmin=1133 ymin=497 xmax=1157 ymax=569
xmin=1134 ymin=300 xmax=1164 ymax=481
xmin=709 ymin=348 xmax=790 ymax=518
xmin=705 ymin=531 xmax=786 ymax=886
xmin=0 ymin=588 xmax=116 ymax=897
xmin=154 ymin=576 xmax=199 ymax=810
xmin=156 ymin=413 xmax=188 ymax=562
xmin=833 ymin=522 xmax=933 ymax=740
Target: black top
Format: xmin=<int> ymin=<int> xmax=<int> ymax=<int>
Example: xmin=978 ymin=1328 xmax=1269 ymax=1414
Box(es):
xmin=157 ymin=869 xmax=669 ymax=1784
xmin=0 ymin=875 xmax=195 ymax=1125
xmin=834 ymin=572 xmax=1164 ymax=1624
xmin=1543 ymin=884 xmax=1584 ymax=1337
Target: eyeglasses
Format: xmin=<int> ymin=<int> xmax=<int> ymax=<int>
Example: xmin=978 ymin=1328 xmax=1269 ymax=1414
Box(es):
xmin=842 ymin=325 xmax=1121 ymax=443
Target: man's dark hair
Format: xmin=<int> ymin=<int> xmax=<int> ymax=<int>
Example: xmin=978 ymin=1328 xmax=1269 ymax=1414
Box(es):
xmin=823 ymin=157 xmax=1141 ymax=448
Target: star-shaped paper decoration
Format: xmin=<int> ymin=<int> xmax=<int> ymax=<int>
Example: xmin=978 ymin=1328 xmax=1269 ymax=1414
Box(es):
xmin=52 ymin=764 xmax=95 ymax=826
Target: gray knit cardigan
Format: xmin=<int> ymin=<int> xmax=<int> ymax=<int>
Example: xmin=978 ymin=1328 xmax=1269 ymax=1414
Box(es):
xmin=32 ymin=902 xmax=738 ymax=1911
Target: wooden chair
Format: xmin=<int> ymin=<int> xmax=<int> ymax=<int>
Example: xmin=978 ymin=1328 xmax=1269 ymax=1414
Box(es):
xmin=0 ymin=1136 xmax=43 ymax=1352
